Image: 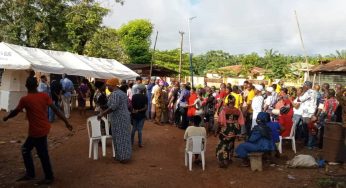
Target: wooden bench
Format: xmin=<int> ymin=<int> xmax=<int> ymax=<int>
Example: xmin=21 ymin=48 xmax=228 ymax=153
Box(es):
xmin=248 ymin=152 xmax=263 ymax=171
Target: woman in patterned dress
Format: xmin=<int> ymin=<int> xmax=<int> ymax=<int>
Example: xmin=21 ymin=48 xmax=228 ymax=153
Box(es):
xmin=216 ymin=95 xmax=244 ymax=168
xmin=97 ymin=78 xmax=132 ymax=163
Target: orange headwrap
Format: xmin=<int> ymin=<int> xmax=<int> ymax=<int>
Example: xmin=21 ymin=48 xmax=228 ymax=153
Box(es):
xmin=106 ymin=78 xmax=120 ymax=87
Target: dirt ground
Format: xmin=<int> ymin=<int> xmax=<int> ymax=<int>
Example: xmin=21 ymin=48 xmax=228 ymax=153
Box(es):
xmin=0 ymin=110 xmax=345 ymax=188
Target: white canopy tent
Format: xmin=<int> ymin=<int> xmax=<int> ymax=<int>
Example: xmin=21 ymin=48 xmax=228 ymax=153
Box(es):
xmin=0 ymin=42 xmax=139 ymax=111
xmin=0 ymin=42 xmax=138 ymax=79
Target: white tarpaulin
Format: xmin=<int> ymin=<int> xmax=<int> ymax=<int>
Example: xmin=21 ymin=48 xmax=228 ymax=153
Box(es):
xmin=0 ymin=42 xmax=138 ymax=80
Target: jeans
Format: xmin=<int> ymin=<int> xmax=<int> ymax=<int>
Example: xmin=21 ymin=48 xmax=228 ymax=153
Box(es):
xmin=22 ymin=136 xmax=53 ymax=180
xmin=48 ymin=100 xmax=60 ymax=122
xmin=308 ymin=134 xmax=317 ymax=148
xmin=131 ymin=118 xmax=145 ymax=145
xmin=293 ymin=114 xmax=303 ymax=140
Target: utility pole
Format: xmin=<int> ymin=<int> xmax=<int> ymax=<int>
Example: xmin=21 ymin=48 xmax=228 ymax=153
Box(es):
xmin=178 ymin=31 xmax=184 ymax=83
xmin=149 ymin=31 xmax=159 ymax=80
xmin=188 ymin=16 xmax=196 ymax=87
xmin=294 ymin=10 xmax=309 ymax=81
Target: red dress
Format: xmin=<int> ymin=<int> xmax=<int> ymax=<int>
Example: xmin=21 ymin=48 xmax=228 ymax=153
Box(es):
xmin=279 ymin=99 xmax=294 ymax=137
xmin=187 ymin=92 xmax=198 ymax=118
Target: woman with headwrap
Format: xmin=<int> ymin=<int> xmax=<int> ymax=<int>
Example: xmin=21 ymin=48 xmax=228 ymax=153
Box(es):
xmin=216 ymin=95 xmax=244 ymax=168
xmin=97 ymin=78 xmax=132 ymax=163
xmin=235 ymin=112 xmax=275 ymax=166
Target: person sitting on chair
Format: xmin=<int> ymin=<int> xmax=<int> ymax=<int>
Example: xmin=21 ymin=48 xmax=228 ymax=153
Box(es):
xmin=184 ymin=116 xmax=206 ymax=165
xmin=235 ymin=112 xmax=275 ymax=167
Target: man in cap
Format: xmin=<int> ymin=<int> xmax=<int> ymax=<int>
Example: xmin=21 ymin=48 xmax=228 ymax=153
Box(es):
xmin=298 ymin=81 xmax=318 ymax=145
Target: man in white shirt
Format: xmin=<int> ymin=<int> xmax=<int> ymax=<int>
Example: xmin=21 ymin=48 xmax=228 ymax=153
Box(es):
xmin=251 ymin=85 xmax=264 ymax=129
xmin=298 ymin=81 xmax=317 ymax=145
xmin=263 ymin=87 xmax=274 ymax=113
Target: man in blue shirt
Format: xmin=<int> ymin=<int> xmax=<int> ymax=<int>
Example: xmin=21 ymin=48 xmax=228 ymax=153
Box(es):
xmin=60 ymin=74 xmax=74 ymax=118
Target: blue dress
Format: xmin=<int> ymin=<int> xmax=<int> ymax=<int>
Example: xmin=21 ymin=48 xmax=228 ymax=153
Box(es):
xmin=235 ymin=125 xmax=275 ymax=158
xmin=108 ymin=89 xmax=132 ymax=161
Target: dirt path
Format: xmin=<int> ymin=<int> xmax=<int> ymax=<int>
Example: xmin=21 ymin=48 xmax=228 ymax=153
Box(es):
xmin=0 ymin=111 xmax=344 ymax=188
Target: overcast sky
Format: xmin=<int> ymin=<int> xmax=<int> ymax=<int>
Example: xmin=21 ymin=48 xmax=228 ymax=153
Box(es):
xmin=101 ymin=0 xmax=346 ymax=56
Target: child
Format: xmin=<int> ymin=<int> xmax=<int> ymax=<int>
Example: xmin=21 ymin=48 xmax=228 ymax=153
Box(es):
xmin=216 ymin=95 xmax=244 ymax=168
xmin=307 ymin=115 xmax=318 ymax=150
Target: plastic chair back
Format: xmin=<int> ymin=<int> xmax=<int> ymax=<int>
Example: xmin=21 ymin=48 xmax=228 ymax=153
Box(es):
xmin=87 ymin=116 xmax=102 ymax=138
xmin=187 ymin=136 xmax=206 ymax=153
xmin=101 ymin=117 xmax=111 ymax=136
xmin=288 ymin=122 xmax=297 ymax=138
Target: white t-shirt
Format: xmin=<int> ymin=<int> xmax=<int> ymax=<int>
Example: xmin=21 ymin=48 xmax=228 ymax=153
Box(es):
xmin=293 ymin=98 xmax=303 ymax=115
xmin=299 ymin=89 xmax=317 ymax=118
xmin=252 ymin=95 xmax=264 ymax=113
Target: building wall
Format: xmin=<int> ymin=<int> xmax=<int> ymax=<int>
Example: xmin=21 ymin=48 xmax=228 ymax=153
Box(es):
xmin=312 ymin=72 xmax=346 ymax=88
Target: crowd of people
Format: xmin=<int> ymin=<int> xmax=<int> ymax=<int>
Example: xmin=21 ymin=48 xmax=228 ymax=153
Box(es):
xmin=92 ymin=76 xmax=345 ymax=168
xmin=2 ymin=72 xmax=346 ymax=185
xmin=139 ymin=78 xmax=345 ymax=168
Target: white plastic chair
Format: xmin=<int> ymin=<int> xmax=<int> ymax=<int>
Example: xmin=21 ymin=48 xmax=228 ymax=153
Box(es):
xmin=101 ymin=117 xmax=115 ymax=157
xmin=87 ymin=116 xmax=115 ymax=160
xmin=184 ymin=136 xmax=206 ymax=171
xmin=87 ymin=116 xmax=102 ymax=160
xmin=278 ymin=123 xmax=297 ymax=154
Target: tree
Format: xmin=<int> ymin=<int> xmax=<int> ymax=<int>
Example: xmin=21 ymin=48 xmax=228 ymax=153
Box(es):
xmin=118 ymin=19 xmax=153 ymax=64
xmin=0 ymin=0 xmax=68 ymax=50
xmin=154 ymin=49 xmax=190 ymax=75
xmin=84 ymin=27 xmax=128 ymax=63
xmin=65 ymin=1 xmax=109 ymax=54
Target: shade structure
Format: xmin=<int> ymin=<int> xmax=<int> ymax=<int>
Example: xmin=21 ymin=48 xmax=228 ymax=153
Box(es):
xmin=0 ymin=42 xmax=138 ymax=80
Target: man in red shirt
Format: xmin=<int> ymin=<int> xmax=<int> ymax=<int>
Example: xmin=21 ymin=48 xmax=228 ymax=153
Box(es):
xmin=3 ymin=76 xmax=73 ymax=185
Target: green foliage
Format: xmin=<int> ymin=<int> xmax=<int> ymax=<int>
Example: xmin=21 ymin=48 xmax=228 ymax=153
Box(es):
xmin=0 ymin=0 xmax=68 ymax=49
xmin=118 ymin=19 xmax=153 ymax=64
xmin=154 ymin=49 xmax=190 ymax=75
xmin=84 ymin=27 xmax=128 ymax=63
xmin=65 ymin=2 xmax=109 ymax=54
xmin=193 ymin=50 xmax=237 ymax=75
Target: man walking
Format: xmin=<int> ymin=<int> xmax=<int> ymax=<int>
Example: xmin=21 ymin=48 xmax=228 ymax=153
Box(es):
xmin=3 ymin=76 xmax=73 ymax=185
xmin=60 ymin=74 xmax=74 ymax=118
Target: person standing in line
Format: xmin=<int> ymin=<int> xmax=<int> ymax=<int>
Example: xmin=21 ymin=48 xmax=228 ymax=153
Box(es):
xmin=49 ymin=79 xmax=62 ymax=122
xmin=251 ymin=85 xmax=264 ymax=129
xmin=97 ymin=78 xmax=132 ymax=163
xmin=77 ymin=78 xmax=90 ymax=116
xmin=154 ymin=81 xmax=164 ymax=125
xmin=60 ymin=74 xmax=74 ymax=119
xmin=131 ymin=87 xmax=148 ymax=147
xmin=87 ymin=80 xmax=95 ymax=110
xmin=37 ymin=75 xmax=51 ymax=120
xmin=146 ymin=78 xmax=155 ymax=119
xmin=150 ymin=78 xmax=160 ymax=121
xmin=132 ymin=76 xmax=146 ymax=95
xmin=298 ymin=81 xmax=317 ymax=146
xmin=3 ymin=76 xmax=73 ymax=185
